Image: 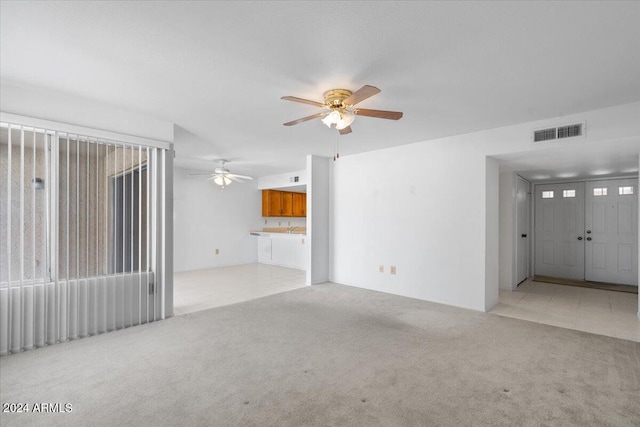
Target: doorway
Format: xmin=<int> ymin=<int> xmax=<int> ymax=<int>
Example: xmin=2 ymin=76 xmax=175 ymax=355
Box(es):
xmin=533 ymin=177 xmax=638 ymax=286
xmin=515 ymin=176 xmax=530 ymax=285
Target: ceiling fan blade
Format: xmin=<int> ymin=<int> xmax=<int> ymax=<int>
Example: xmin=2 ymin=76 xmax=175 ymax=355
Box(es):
xmin=338 ymin=126 xmax=352 ymax=135
xmin=228 ymin=174 xmax=253 ymax=180
xmin=225 ymin=175 xmax=243 ymax=183
xmin=281 ymin=96 xmax=326 ymax=108
xmin=343 ymin=85 xmax=381 ymax=106
xmin=355 ymin=108 xmax=403 ymax=120
xmin=283 ymin=112 xmax=328 ymax=126
xmin=189 ymin=173 xmax=214 ymax=176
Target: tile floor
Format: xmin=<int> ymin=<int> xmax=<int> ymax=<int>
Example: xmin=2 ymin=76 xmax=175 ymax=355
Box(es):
xmin=491 ymin=279 xmax=639 ymax=342
xmin=173 ymin=263 xmax=306 ymax=315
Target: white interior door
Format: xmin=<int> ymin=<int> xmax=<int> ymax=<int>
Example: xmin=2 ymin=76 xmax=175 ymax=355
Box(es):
xmin=515 ymin=176 xmax=530 ymax=285
xmin=585 ymin=179 xmax=638 ymax=285
xmin=534 ymin=182 xmax=585 ymax=280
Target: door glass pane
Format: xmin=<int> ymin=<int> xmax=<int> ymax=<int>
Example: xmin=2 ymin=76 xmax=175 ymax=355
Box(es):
xmin=618 ymin=186 xmax=634 ymax=195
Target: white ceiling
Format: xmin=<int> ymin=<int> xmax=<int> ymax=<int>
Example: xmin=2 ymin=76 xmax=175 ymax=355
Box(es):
xmin=1 ymin=1 xmax=639 ymax=178
xmin=495 ymin=138 xmax=640 ymax=182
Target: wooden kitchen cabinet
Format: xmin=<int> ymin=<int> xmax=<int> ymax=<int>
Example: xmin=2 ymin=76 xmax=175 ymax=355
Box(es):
xmin=292 ymin=192 xmax=306 ymax=217
xmin=262 ymin=190 xmax=306 ymax=217
xmin=281 ymin=191 xmax=293 ymax=216
xmin=262 ymin=190 xmax=281 ymax=216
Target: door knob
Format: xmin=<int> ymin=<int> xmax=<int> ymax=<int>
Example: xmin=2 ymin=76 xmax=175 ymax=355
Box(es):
xmin=577 ymin=236 xmax=583 ymax=241
xmin=586 ymin=237 xmax=592 ymax=241
xmin=586 ymin=230 xmax=591 ymax=234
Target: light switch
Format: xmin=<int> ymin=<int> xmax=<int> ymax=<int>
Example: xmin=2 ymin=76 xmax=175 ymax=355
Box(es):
xmin=390 ymin=266 xmax=396 ymax=275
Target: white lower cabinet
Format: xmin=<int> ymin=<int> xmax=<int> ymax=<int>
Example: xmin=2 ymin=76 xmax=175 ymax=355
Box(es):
xmin=258 ymin=236 xmax=272 ymax=263
xmin=257 ymin=235 xmax=305 ymax=270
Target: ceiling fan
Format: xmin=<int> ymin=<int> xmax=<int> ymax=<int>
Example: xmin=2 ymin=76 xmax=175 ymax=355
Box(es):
xmin=190 ymin=160 xmax=253 ymax=188
xmin=281 ymin=85 xmax=403 ymax=135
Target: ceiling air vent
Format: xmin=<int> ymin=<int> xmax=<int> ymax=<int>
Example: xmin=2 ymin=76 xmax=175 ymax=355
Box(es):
xmin=533 ymin=127 xmax=557 ymax=142
xmin=533 ymin=122 xmax=585 ymax=143
xmin=557 ymin=123 xmax=582 ymax=139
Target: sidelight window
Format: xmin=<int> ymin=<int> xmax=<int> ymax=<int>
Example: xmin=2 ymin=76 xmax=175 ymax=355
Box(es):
xmin=618 ymin=186 xmax=634 ymax=195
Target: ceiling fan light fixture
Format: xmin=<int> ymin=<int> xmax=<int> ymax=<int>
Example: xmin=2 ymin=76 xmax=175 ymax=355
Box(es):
xmin=321 ymin=110 xmax=342 ymax=128
xmin=213 ymin=175 xmax=232 ymax=187
xmin=322 ymin=109 xmax=355 ymax=130
xmin=336 ymin=110 xmax=355 ymax=130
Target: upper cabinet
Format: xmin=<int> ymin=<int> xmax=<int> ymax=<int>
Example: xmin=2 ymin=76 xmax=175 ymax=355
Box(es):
xmin=262 ymin=189 xmax=280 ymax=216
xmin=262 ymin=190 xmax=306 ymax=217
xmin=292 ymin=192 xmax=306 ymax=217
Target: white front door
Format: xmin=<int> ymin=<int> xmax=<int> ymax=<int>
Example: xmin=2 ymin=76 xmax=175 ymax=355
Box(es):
xmin=515 ymin=176 xmax=530 ymax=285
xmin=585 ymin=179 xmax=638 ymax=285
xmin=534 ymin=182 xmax=585 ymax=280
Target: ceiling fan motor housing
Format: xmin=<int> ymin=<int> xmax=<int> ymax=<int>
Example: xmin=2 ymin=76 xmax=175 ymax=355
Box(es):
xmin=323 ymin=89 xmax=353 ymax=108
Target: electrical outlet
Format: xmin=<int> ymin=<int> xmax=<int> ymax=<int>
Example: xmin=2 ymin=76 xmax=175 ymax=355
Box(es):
xmin=288 ymin=221 xmax=291 ymax=226
xmin=379 ymin=265 xmax=384 ymax=273
xmin=390 ymin=266 xmax=396 ymax=275
xmin=215 ymin=249 xmax=220 ymax=255
xmin=279 ymin=221 xmax=281 ymax=226
xmin=301 ymin=238 xmax=305 ymax=244
xmin=264 ymin=219 xmax=267 ymax=225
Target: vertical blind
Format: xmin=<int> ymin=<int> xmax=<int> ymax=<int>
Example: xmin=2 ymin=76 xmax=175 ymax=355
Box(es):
xmin=0 ymin=120 xmax=171 ymax=355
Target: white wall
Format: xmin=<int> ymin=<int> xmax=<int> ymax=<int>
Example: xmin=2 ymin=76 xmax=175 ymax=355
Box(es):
xmin=332 ymin=139 xmax=491 ymax=311
xmin=257 ymin=169 xmax=307 ymax=190
xmin=173 ymin=167 xmax=262 ymax=272
xmin=0 ymin=81 xmax=174 ymax=142
xmin=332 ymin=102 xmax=640 ymax=312
xmin=307 ymin=155 xmax=330 ymax=285
xmin=262 ymin=217 xmax=306 ymax=229
xmin=485 ymin=157 xmax=500 ymax=311
xmin=499 ymin=171 xmax=517 ymax=290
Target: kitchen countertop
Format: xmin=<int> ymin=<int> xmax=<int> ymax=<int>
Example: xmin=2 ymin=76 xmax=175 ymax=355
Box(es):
xmin=250 ymin=227 xmax=306 ymax=236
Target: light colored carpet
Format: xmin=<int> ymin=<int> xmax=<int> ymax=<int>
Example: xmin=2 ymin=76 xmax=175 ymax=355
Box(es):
xmin=1 ymin=283 xmax=639 ymax=426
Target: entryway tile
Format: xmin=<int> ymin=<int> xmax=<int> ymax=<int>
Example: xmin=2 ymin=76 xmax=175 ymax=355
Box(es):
xmin=492 ymin=279 xmax=639 ymax=342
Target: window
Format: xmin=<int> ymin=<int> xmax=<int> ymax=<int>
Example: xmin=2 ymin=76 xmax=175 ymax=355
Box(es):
xmin=1 ymin=119 xmax=169 ymax=355
xmin=542 ymin=191 xmax=554 ymax=199
xmin=111 ymin=166 xmax=148 ymax=273
xmin=619 ymin=186 xmax=634 ymax=195
xmin=562 ymin=190 xmax=576 ymax=198
xmin=593 ymin=188 xmax=607 ymax=196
